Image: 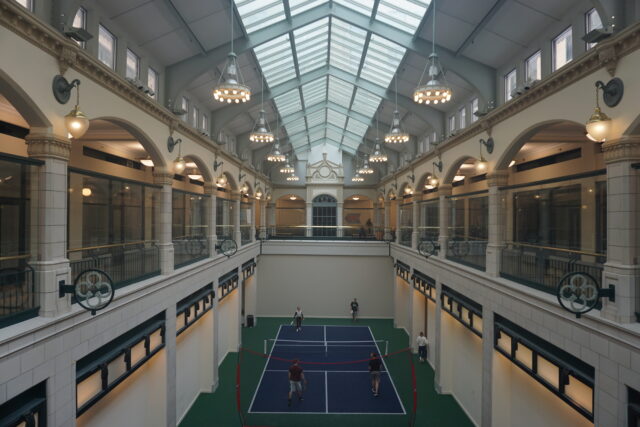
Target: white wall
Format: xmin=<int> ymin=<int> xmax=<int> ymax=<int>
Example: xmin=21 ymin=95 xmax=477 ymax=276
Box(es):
xmin=440 ymin=312 xmax=483 ymax=425
xmin=243 ymin=274 xmax=258 ymax=325
xmin=176 ymin=311 xmax=214 ymax=423
xmin=257 ymin=255 xmax=393 ymax=318
xmin=426 ymin=298 xmax=436 ymax=366
xmin=492 ymin=351 xmax=592 ymax=427
xmin=394 ymin=276 xmax=411 ymax=332
xmin=218 ymin=290 xmax=241 ymax=363
xmin=411 ymin=290 xmax=426 ymax=352
xmin=76 ymin=351 xmax=167 ymax=427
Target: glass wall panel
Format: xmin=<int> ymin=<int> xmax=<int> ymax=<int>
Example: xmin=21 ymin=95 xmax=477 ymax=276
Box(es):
xmin=447 ymin=195 xmax=488 ymax=270
xmin=343 ymin=199 xmax=374 ymax=239
xmin=216 ymin=197 xmax=235 ymax=241
xmin=0 ymin=156 xmax=37 ymax=326
xmin=68 ymin=170 xmax=160 ymax=288
xmin=399 ymin=202 xmax=413 ymax=246
xmin=274 ymin=198 xmax=305 ymax=237
xmin=418 ymin=199 xmax=439 ymax=241
xmin=240 ymin=201 xmax=252 ymax=245
xmin=172 ymin=190 xmax=209 ymax=267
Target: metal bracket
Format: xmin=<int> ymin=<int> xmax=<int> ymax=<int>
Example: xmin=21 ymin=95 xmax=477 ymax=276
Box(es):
xmin=480 ymin=137 xmax=494 ymax=154
xmin=52 ymin=75 xmax=80 ymax=104
xmin=408 ymin=172 xmax=415 ymax=183
xmin=167 ymin=136 xmax=182 ymax=153
xmin=239 ymin=172 xmax=246 ymax=182
xmin=58 ymin=279 xmax=75 ymax=298
xmin=595 ymin=78 xmax=624 ymax=107
xmin=599 ymin=285 xmax=615 ymax=302
xmin=433 ymin=160 xmax=443 ymax=173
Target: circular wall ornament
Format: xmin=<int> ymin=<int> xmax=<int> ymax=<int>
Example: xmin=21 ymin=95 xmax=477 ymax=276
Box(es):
xmin=556 ymin=271 xmax=600 ymax=316
xmin=217 ymin=239 xmax=238 ymax=257
xmin=74 ymin=269 xmax=114 ymax=315
xmin=418 ymin=240 xmax=439 ymax=257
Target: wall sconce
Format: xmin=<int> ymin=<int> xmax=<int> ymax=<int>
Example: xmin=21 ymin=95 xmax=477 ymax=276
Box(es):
xmin=52 ymin=75 xmax=90 ymax=139
xmin=477 ymin=138 xmax=493 ymax=172
xmin=430 ymin=157 xmax=443 ymax=187
xmin=213 ymin=156 xmax=224 ymax=172
xmin=408 ymin=172 xmax=415 ymax=184
xmin=239 ymin=172 xmax=246 ymax=183
xmin=216 ymin=174 xmax=227 ymax=187
xmin=167 ymin=136 xmax=185 ymax=174
xmin=585 ymin=78 xmax=623 ymax=142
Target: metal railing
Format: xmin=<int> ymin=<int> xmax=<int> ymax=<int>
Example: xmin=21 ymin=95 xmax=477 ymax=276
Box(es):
xmin=446 ymin=238 xmax=487 ymax=271
xmin=68 ymin=241 xmax=160 ymax=288
xmin=500 ymin=242 xmax=605 ymax=295
xmin=240 ymin=225 xmax=252 ymax=245
xmin=267 ymin=226 xmax=385 ymax=241
xmin=399 ymin=227 xmax=413 ymax=247
xmin=216 ymin=225 xmax=234 ymax=241
xmin=0 ymin=255 xmax=37 ymax=328
xmin=173 ymin=236 xmax=209 ymax=268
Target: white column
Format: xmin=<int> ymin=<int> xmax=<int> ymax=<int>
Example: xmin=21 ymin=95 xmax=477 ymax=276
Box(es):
xmin=153 ymin=169 xmax=175 ymax=274
xmin=234 ymin=192 xmax=242 ymax=246
xmin=165 ymin=304 xmax=177 ymax=427
xmin=251 ymin=198 xmax=257 ymax=242
xmin=26 ymin=132 xmax=72 ymax=317
xmin=259 ymin=200 xmax=267 ymax=239
xmin=306 ymin=202 xmax=312 ymax=237
xmin=395 ymin=200 xmax=401 ymax=244
xmin=204 ymin=183 xmax=218 ymax=256
xmin=601 ymin=136 xmax=640 ymax=322
xmin=384 ymin=200 xmax=391 ymax=239
xmin=337 ymin=202 xmax=344 ymax=237
xmin=411 ymin=199 xmax=420 ymax=249
xmin=437 ymin=184 xmax=452 ymax=259
xmin=485 ymin=171 xmax=508 ymax=276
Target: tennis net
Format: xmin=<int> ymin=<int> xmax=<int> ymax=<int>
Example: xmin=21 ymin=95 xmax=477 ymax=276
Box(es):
xmin=264 ymin=338 xmax=389 ymax=356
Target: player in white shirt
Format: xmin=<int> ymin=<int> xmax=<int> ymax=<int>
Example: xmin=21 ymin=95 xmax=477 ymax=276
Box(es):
xmin=416 ymin=332 xmax=428 ymax=362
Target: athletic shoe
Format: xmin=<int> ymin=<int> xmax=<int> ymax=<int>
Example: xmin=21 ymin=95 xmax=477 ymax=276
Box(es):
xmin=374 ymin=393 xmax=379 ymax=397
xmin=299 ymin=397 xmax=304 ymax=401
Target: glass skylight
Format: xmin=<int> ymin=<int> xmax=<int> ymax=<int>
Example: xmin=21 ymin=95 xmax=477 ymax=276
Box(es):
xmin=274 ymin=90 xmax=302 ymax=117
xmin=289 ymin=0 xmax=326 ymax=16
xmin=360 ymin=35 xmax=406 ymax=88
xmin=333 ymin=0 xmax=373 ymax=17
xmin=290 ymin=134 xmax=309 ymax=148
xmin=308 ymin=127 xmax=325 ymax=143
xmin=329 ymin=18 xmax=367 ymax=75
xmin=375 ymin=0 xmax=431 ymax=34
xmin=327 ymin=109 xmax=348 ymax=129
xmin=342 ymin=135 xmax=361 ymax=150
xmin=301 ymin=77 xmax=327 ymax=108
xmin=294 ymin=18 xmax=329 ymax=75
xmin=350 ymin=87 xmax=382 ymax=117
xmin=305 ymin=109 xmax=326 ymax=129
xmin=328 ymin=76 xmax=354 ymax=109
xmin=235 ymin=0 xmax=286 ymax=34
xmin=326 ymin=127 xmax=344 ymax=143
xmin=284 ymin=116 xmax=307 ymax=136
xmin=253 ymin=34 xmax=296 ymax=87
xmin=345 ymin=117 xmax=369 ymax=137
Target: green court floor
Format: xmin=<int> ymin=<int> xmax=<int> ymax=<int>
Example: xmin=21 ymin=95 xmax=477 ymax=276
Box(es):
xmin=180 ymin=318 xmax=473 ymax=427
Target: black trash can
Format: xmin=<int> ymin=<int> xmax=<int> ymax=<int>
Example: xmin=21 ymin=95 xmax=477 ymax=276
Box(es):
xmin=246 ymin=315 xmax=254 ymax=327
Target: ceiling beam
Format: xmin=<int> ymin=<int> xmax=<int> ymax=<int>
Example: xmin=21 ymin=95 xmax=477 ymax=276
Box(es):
xmin=455 ymin=0 xmax=508 ymax=56
xmin=163 ymin=0 xmax=207 ymax=55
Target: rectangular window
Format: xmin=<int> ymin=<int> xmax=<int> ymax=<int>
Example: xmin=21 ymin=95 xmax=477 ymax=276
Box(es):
xmin=504 ymin=69 xmax=517 ymax=101
xmin=181 ymin=97 xmax=189 ymax=122
xmin=432 ymin=131 xmax=437 ymax=144
xmin=125 ymin=49 xmax=140 ymax=80
xmin=192 ymin=106 xmax=199 ymax=128
xmin=72 ymin=7 xmax=87 ymax=48
xmin=147 ymin=68 xmax=158 ymax=99
xmin=552 ymin=27 xmax=573 ymax=71
xmin=448 ymin=115 xmax=455 ymax=133
xmin=525 ymin=50 xmax=541 ymax=82
xmin=201 ymin=114 xmax=209 ymax=132
xmin=471 ymin=98 xmax=479 ymax=122
xmin=459 ymin=107 xmax=466 ymax=129
xmin=16 ymin=0 xmax=33 ymax=11
xmin=586 ymin=9 xmax=603 ymax=49
xmin=98 ymin=25 xmax=116 ymax=70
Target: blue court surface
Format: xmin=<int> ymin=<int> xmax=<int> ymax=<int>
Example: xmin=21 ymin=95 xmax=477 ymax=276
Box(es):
xmin=248 ymin=325 xmax=405 ymax=415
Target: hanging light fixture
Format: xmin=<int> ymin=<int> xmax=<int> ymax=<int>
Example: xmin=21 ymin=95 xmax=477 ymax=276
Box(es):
xmin=216 ymin=174 xmax=228 ymax=187
xmin=286 ymin=172 xmax=299 ymax=182
xmin=249 ymin=76 xmax=274 ymax=142
xmin=414 ymin=0 xmax=452 ymax=106
xmin=351 ymin=173 xmax=364 ymax=182
xmin=266 ymin=115 xmax=285 ymax=162
xmin=280 ymin=156 xmax=295 ymax=174
xmin=357 ymin=155 xmax=374 ymax=174
xmin=369 ymin=115 xmax=388 ymax=163
xmin=168 ymin=136 xmax=186 ymax=174
xmin=188 ymin=168 xmax=203 ymax=180
xmin=139 ymin=156 xmax=155 ymax=167
xmin=213 ymin=0 xmax=251 ymax=104
xmin=385 ymin=74 xmax=410 ymax=143
xmin=585 ymin=86 xmax=612 ymax=142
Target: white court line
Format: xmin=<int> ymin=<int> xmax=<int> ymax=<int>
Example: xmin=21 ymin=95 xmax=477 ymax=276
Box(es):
xmin=249 ymin=411 xmax=405 ymax=415
xmin=324 ymin=371 xmax=328 ymax=414
xmin=367 ymin=326 xmax=406 ymax=415
xmin=248 ymin=324 xmax=282 ymax=413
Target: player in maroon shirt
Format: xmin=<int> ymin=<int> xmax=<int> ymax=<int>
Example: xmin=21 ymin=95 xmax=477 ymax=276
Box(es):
xmin=288 ymin=359 xmax=307 ymax=406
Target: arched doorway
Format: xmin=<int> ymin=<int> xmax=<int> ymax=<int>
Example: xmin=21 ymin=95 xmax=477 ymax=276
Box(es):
xmin=312 ymin=194 xmax=337 ymax=237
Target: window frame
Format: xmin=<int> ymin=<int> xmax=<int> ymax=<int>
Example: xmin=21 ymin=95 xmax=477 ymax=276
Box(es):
xmin=125 ymin=48 xmax=140 ymax=81
xmin=147 ymin=67 xmax=159 ymax=100
xmin=98 ymin=24 xmax=117 ymax=70
xmin=504 ymin=69 xmax=517 ymax=102
xmin=458 ymin=106 xmax=466 ymax=129
xmin=470 ymin=98 xmax=479 ymax=123
xmin=181 ymin=97 xmax=189 ymax=122
xmin=448 ymin=115 xmax=456 ymax=134
xmin=552 ymin=26 xmax=573 ymax=72
xmin=525 ymin=50 xmax=542 ymax=83
xmin=16 ymin=0 xmax=34 ymax=11
xmin=585 ymin=8 xmax=603 ymax=50
xmin=201 ymin=114 xmax=209 ymax=132
xmin=72 ymin=7 xmax=87 ymax=49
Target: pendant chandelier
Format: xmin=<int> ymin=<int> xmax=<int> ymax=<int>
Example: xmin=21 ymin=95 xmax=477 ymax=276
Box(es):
xmin=357 ymin=155 xmax=374 ymax=174
xmin=266 ymin=115 xmax=285 ymax=162
xmin=213 ymin=0 xmax=251 ymax=104
xmin=249 ymin=77 xmax=274 ymax=142
xmin=385 ymin=74 xmax=410 ymax=143
xmin=280 ymin=156 xmax=295 ymax=174
xmin=414 ymin=0 xmax=452 ymax=105
xmin=351 ymin=172 xmax=364 ymax=182
xmin=286 ymin=172 xmax=299 ymax=182
xmin=369 ymin=116 xmax=388 ymax=163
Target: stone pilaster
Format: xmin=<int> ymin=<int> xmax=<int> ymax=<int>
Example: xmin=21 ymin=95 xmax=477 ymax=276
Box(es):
xmin=433 ymin=279 xmax=443 ymax=392
xmin=251 ymin=198 xmax=257 ymax=243
xmin=153 ymin=170 xmax=175 ymax=275
xmin=437 ymin=184 xmax=452 ymax=259
xmin=384 ymin=200 xmax=391 ymax=239
xmin=486 ymin=170 xmax=509 ymax=277
xmin=26 ymin=132 xmax=72 ymax=317
xmin=233 ymin=192 xmax=242 ymax=246
xmin=395 ymin=200 xmax=401 ymax=244
xmin=601 ymin=136 xmax=640 ymax=323
xmin=259 ymin=200 xmax=267 ymax=239
xmin=204 ymin=183 xmax=218 ymax=256
xmin=337 ymin=202 xmax=344 ymax=237
xmin=211 ymin=282 xmax=220 ymax=392
xmin=165 ymin=304 xmax=177 ymax=427
xmin=267 ymin=202 xmax=276 ymax=237
xmin=411 ymin=199 xmax=420 ymax=249
xmin=305 ymin=202 xmax=312 ymax=237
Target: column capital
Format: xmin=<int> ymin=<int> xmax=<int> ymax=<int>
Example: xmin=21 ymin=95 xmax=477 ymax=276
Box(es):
xmin=437 ymin=184 xmax=452 ymax=197
xmin=26 ymin=132 xmax=71 ymax=161
xmin=153 ymin=169 xmax=174 ymax=186
xmin=487 ymin=170 xmax=509 ymax=187
xmin=602 ymin=136 xmax=640 ymax=164
xmin=204 ymin=182 xmax=218 ymax=195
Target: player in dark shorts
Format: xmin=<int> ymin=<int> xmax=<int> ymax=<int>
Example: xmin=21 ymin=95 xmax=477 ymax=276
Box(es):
xmin=288 ymin=359 xmax=306 ymax=406
xmin=369 ymin=352 xmax=382 ymax=397
xmin=350 ymin=298 xmax=359 ymax=321
xmin=293 ymin=307 xmax=304 ymax=332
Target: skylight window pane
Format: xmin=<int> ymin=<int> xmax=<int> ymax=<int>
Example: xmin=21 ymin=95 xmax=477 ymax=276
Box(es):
xmin=254 ymin=34 xmax=296 ymax=86
xmin=294 ymin=18 xmax=329 ymax=75
xmin=329 ymin=18 xmax=367 ymax=75
xmin=327 ymin=109 xmax=347 ymax=129
xmin=328 ymin=76 xmax=354 ymax=109
xmin=289 ymin=0 xmax=326 ymax=16
xmin=274 ymin=90 xmax=303 ymax=117
xmin=326 ymin=127 xmax=343 ymax=143
xmin=308 ymin=128 xmax=325 ymax=142
xmin=301 ymin=77 xmax=327 ymax=108
xmin=334 ymin=0 xmax=373 ymax=17
xmin=306 ymin=109 xmax=326 ymax=128
xmin=290 ymin=136 xmax=309 ymax=148
xmin=346 ymin=118 xmax=369 ymax=137
xmin=284 ymin=117 xmax=307 ymax=136
xmin=342 ymin=135 xmax=361 ymax=150
xmin=375 ymin=0 xmax=430 ymax=34
xmin=350 ymin=88 xmax=382 ymax=117
xmin=360 ymin=35 xmax=405 ymax=87
xmin=235 ymin=0 xmax=286 ymax=33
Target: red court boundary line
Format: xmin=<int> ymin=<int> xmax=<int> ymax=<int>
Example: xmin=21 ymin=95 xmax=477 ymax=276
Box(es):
xmin=238 ymin=346 xmax=412 ymax=365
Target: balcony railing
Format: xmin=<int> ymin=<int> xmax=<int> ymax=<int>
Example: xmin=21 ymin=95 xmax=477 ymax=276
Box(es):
xmin=69 ymin=241 xmax=160 ymax=288
xmin=0 ymin=255 xmax=37 ymax=328
xmin=216 ymin=225 xmax=234 ymax=241
xmin=399 ymin=227 xmax=412 ymax=247
xmin=267 ymin=226 xmax=385 ymax=241
xmin=240 ymin=225 xmax=252 ymax=246
xmin=500 ymin=242 xmax=605 ymax=295
xmin=446 ymin=238 xmax=487 ymax=271
xmin=173 ymin=236 xmax=209 ymax=268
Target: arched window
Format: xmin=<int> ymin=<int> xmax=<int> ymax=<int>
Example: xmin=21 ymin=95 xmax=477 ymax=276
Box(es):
xmin=312 ymin=195 xmax=337 ymax=237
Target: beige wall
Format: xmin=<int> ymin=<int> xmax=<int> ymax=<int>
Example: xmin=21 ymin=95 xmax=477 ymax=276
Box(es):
xmin=217 ymin=290 xmax=240 ymax=363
